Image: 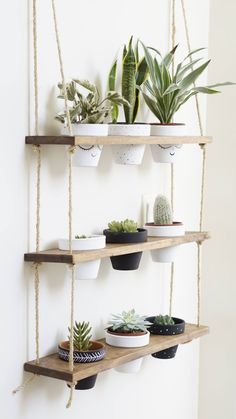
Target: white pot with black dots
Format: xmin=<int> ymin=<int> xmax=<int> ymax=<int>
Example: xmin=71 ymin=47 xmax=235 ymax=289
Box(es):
xmin=58 ymin=235 xmax=106 ymax=280
xmin=150 ymin=123 xmax=186 ymax=163
xmin=109 ymin=123 xmax=150 ymax=165
xmin=63 ymin=124 xmax=107 ymax=167
xmin=145 ymin=195 xmax=185 ymax=263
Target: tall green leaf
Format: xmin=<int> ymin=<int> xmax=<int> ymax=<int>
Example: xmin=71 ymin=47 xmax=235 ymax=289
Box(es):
xmin=108 ymin=61 xmax=119 ymax=122
xmin=122 ymin=37 xmax=136 ymax=123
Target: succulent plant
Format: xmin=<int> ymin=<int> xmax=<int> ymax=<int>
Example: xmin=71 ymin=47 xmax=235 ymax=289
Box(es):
xmin=108 ymin=36 xmax=148 ymax=123
xmin=68 ymin=321 xmax=92 ymax=351
xmin=107 ymin=309 xmax=151 ymax=333
xmin=153 ymin=315 xmax=175 ymax=326
xmin=108 ymin=219 xmax=138 ymax=233
xmin=153 ymin=195 xmax=173 ymax=225
xmin=75 ymin=235 xmax=88 ymax=239
xmin=56 ymin=79 xmax=128 ymax=125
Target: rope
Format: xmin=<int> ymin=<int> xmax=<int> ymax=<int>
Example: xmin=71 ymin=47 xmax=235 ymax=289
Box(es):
xmin=66 ymin=383 xmax=75 ymax=409
xmin=51 ymin=0 xmax=75 ymax=407
xmin=169 ymin=262 xmax=174 ymax=316
xmin=171 ymin=0 xmax=176 ymax=79
xmin=12 ymin=375 xmax=37 ymax=394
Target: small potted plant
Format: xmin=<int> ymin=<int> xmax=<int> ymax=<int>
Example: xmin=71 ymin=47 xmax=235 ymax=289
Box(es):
xmin=103 ymin=219 xmax=147 ymax=270
xmin=146 ymin=314 xmax=185 ymax=359
xmin=145 ymin=195 xmax=185 ymax=263
xmin=140 ymin=43 xmax=234 ymax=163
xmin=58 ymin=321 xmax=106 ymax=390
xmin=105 ymin=309 xmax=151 ymax=373
xmin=108 ymin=36 xmax=150 ymax=165
xmin=58 ymin=234 xmax=106 ymax=280
xmin=56 ymin=79 xmax=127 ymax=167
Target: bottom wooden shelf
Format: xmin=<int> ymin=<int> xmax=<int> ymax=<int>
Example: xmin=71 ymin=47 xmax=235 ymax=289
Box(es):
xmin=24 ymin=324 xmax=209 ymax=383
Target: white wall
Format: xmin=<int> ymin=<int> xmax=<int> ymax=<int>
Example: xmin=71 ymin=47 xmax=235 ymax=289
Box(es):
xmin=0 ymin=1 xmax=210 ymax=418
xmin=199 ymin=1 xmax=236 ymax=418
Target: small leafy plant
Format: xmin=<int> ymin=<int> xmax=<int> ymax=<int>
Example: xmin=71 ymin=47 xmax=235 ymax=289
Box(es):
xmin=108 ymin=219 xmax=138 ymax=233
xmin=56 ymin=79 xmax=128 ymax=125
xmin=153 ymin=195 xmax=173 ymax=225
xmin=68 ymin=321 xmax=92 ymax=351
xmin=107 ymin=309 xmax=151 ymax=333
xmin=108 ymin=36 xmax=148 ymax=123
xmin=153 ymin=315 xmax=175 ymax=326
xmin=75 ymin=234 xmax=89 ymax=239
xmin=140 ymin=43 xmax=234 ymax=123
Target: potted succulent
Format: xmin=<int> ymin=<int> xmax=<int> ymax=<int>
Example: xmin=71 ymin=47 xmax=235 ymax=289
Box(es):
xmin=58 ymin=321 xmax=106 ymax=390
xmin=103 ymin=219 xmax=147 ymax=270
xmin=140 ymin=43 xmax=234 ymax=163
xmin=105 ymin=309 xmax=151 ymax=373
xmin=146 ymin=314 xmax=185 ymax=359
xmin=145 ymin=195 xmax=185 ymax=263
xmin=108 ymin=36 xmax=150 ymax=165
xmin=58 ymin=234 xmax=106 ymax=280
xmin=56 ymin=79 xmax=127 ymax=166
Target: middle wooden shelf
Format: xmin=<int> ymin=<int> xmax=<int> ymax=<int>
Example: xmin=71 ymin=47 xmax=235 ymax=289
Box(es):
xmin=24 ymin=231 xmax=209 ymax=264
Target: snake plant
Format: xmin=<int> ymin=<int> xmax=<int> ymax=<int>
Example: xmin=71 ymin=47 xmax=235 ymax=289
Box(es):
xmin=56 ymin=79 xmax=128 ymax=125
xmin=140 ymin=43 xmax=234 ymax=124
xmin=108 ymin=36 xmax=148 ymax=123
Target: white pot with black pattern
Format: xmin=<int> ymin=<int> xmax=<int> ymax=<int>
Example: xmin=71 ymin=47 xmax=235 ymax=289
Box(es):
xmin=109 ymin=123 xmax=150 ymax=165
xmin=63 ymin=124 xmax=107 ymax=167
xmin=150 ymin=123 xmax=185 ymax=163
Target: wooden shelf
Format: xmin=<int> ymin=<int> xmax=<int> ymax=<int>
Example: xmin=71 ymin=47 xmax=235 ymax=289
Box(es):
xmin=25 ymin=135 xmax=212 ymax=146
xmin=24 ymin=324 xmax=209 ymax=382
xmin=24 ymin=231 xmax=209 ymax=264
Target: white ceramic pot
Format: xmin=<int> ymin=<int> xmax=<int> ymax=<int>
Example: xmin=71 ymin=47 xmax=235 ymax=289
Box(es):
xmin=109 ymin=124 xmax=150 ymax=165
xmin=63 ymin=124 xmax=107 ymax=167
xmin=145 ymin=222 xmax=185 ymax=263
xmin=105 ymin=330 xmax=149 ymax=374
xmin=150 ymin=123 xmax=185 ymax=163
xmin=58 ymin=235 xmax=106 ymax=280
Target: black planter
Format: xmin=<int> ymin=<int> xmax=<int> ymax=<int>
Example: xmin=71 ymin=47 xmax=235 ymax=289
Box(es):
xmin=67 ymin=374 xmax=97 ymax=391
xmin=103 ymin=228 xmax=147 ymax=271
xmin=146 ymin=316 xmax=185 ymax=360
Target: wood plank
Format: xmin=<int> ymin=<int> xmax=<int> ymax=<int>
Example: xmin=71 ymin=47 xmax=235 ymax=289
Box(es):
xmin=24 ymin=231 xmax=210 ymax=264
xmin=25 ymin=135 xmax=212 ymax=146
xmin=24 ymin=324 xmax=209 ymax=382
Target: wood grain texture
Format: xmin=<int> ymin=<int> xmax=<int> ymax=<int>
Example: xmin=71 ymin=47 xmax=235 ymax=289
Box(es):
xmin=24 ymin=324 xmax=209 ymax=382
xmin=24 ymin=231 xmax=210 ymax=264
xmin=25 ymin=135 xmax=212 ymax=145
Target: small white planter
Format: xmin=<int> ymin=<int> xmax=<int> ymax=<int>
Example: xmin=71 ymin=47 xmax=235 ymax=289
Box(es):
xmin=63 ymin=124 xmax=107 ymax=167
xmin=145 ymin=222 xmax=185 ymax=263
xmin=58 ymin=235 xmax=106 ymax=280
xmin=105 ymin=330 xmax=149 ymax=373
xmin=109 ymin=124 xmax=150 ymax=165
xmin=150 ymin=123 xmax=185 ymax=163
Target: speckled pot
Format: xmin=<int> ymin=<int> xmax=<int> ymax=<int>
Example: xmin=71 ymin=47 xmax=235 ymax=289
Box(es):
xmin=146 ymin=316 xmax=185 ymax=359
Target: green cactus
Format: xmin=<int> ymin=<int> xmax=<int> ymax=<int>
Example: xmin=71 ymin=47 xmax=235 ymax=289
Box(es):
xmin=153 ymin=195 xmax=173 ymax=225
xmin=153 ymin=314 xmax=175 ymax=326
xmin=107 ymin=309 xmax=151 ymax=333
xmin=68 ymin=321 xmax=92 ymax=351
xmin=108 ymin=219 xmax=138 ymax=233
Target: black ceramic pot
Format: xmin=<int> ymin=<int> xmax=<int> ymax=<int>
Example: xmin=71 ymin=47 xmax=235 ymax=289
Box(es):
xmin=103 ymin=228 xmax=147 ymax=271
xmin=146 ymin=316 xmax=185 ymax=360
xmin=68 ymin=375 xmax=98 ymax=391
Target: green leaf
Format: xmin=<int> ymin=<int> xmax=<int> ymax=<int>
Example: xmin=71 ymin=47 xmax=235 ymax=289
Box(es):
xmin=136 ymin=57 xmax=148 ymax=86
xmin=140 ymin=42 xmax=156 ymax=85
xmin=141 ymin=90 xmax=163 ymax=122
xmin=183 ymin=47 xmax=206 ymax=62
xmin=191 ymin=86 xmax=220 ymax=94
xmin=108 ymin=60 xmax=117 ymax=91
xmin=207 ymin=81 xmax=236 ymax=88
xmin=73 ymin=79 xmax=97 ymax=93
xmin=162 ymin=44 xmax=178 ymax=68
xmin=122 ymin=37 xmax=136 ymax=123
xmin=179 ymin=60 xmax=211 ymax=90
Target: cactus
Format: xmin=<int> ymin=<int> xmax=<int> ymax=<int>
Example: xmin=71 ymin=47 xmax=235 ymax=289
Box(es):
xmin=108 ymin=219 xmax=138 ymax=233
xmin=153 ymin=314 xmax=175 ymax=326
xmin=153 ymin=195 xmax=173 ymax=225
xmin=107 ymin=309 xmax=151 ymax=333
xmin=68 ymin=321 xmax=92 ymax=351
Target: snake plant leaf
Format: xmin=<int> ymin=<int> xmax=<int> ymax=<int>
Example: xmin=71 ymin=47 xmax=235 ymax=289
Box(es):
xmin=141 ymin=42 xmax=156 ymax=85
xmin=207 ymin=81 xmax=236 ymax=88
xmin=141 ymin=90 xmax=164 ymax=121
xmin=108 ymin=60 xmax=119 ymax=122
xmin=162 ymin=44 xmax=178 ymax=68
xmin=122 ymin=37 xmax=136 ymax=123
xmin=176 ymin=58 xmax=203 ymax=82
xmin=135 ymin=40 xmax=139 ymax=63
xmin=132 ymin=57 xmax=148 ymax=122
xmin=179 ymin=60 xmax=211 ymax=90
xmin=183 ymin=47 xmax=206 ymax=62
xmin=191 ymin=86 xmax=220 ymax=94
xmin=162 ymin=83 xmax=180 ymax=96
xmin=147 ymin=46 xmax=162 ymax=57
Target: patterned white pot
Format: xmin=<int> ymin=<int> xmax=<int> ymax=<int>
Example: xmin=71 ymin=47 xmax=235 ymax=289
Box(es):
xmin=150 ymin=123 xmax=185 ymax=163
xmin=58 ymin=340 xmax=106 ymax=363
xmin=109 ymin=124 xmax=150 ymax=165
xmin=58 ymin=235 xmax=105 ymax=280
xmin=145 ymin=223 xmax=185 ymax=263
xmin=105 ymin=330 xmax=149 ymax=373
xmin=63 ymin=124 xmax=107 ymax=167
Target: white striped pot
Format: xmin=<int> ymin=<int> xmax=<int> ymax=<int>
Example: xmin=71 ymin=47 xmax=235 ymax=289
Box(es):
xmin=150 ymin=123 xmax=185 ymax=163
xmin=109 ymin=124 xmax=150 ymax=165
xmin=105 ymin=329 xmax=150 ymax=373
xmin=58 ymin=235 xmax=106 ymax=280
xmin=145 ymin=222 xmax=185 ymax=263
xmin=58 ymin=340 xmax=106 ymax=363
xmin=63 ymin=124 xmax=107 ymax=167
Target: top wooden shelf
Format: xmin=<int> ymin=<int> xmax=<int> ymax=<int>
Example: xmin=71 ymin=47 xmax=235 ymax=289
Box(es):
xmin=25 ymin=135 xmax=212 ymax=146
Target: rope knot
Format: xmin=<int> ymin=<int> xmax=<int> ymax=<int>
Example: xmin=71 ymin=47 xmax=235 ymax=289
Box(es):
xmin=32 ymin=144 xmax=41 ymax=153
xmin=68 ymin=145 xmax=76 ymax=154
